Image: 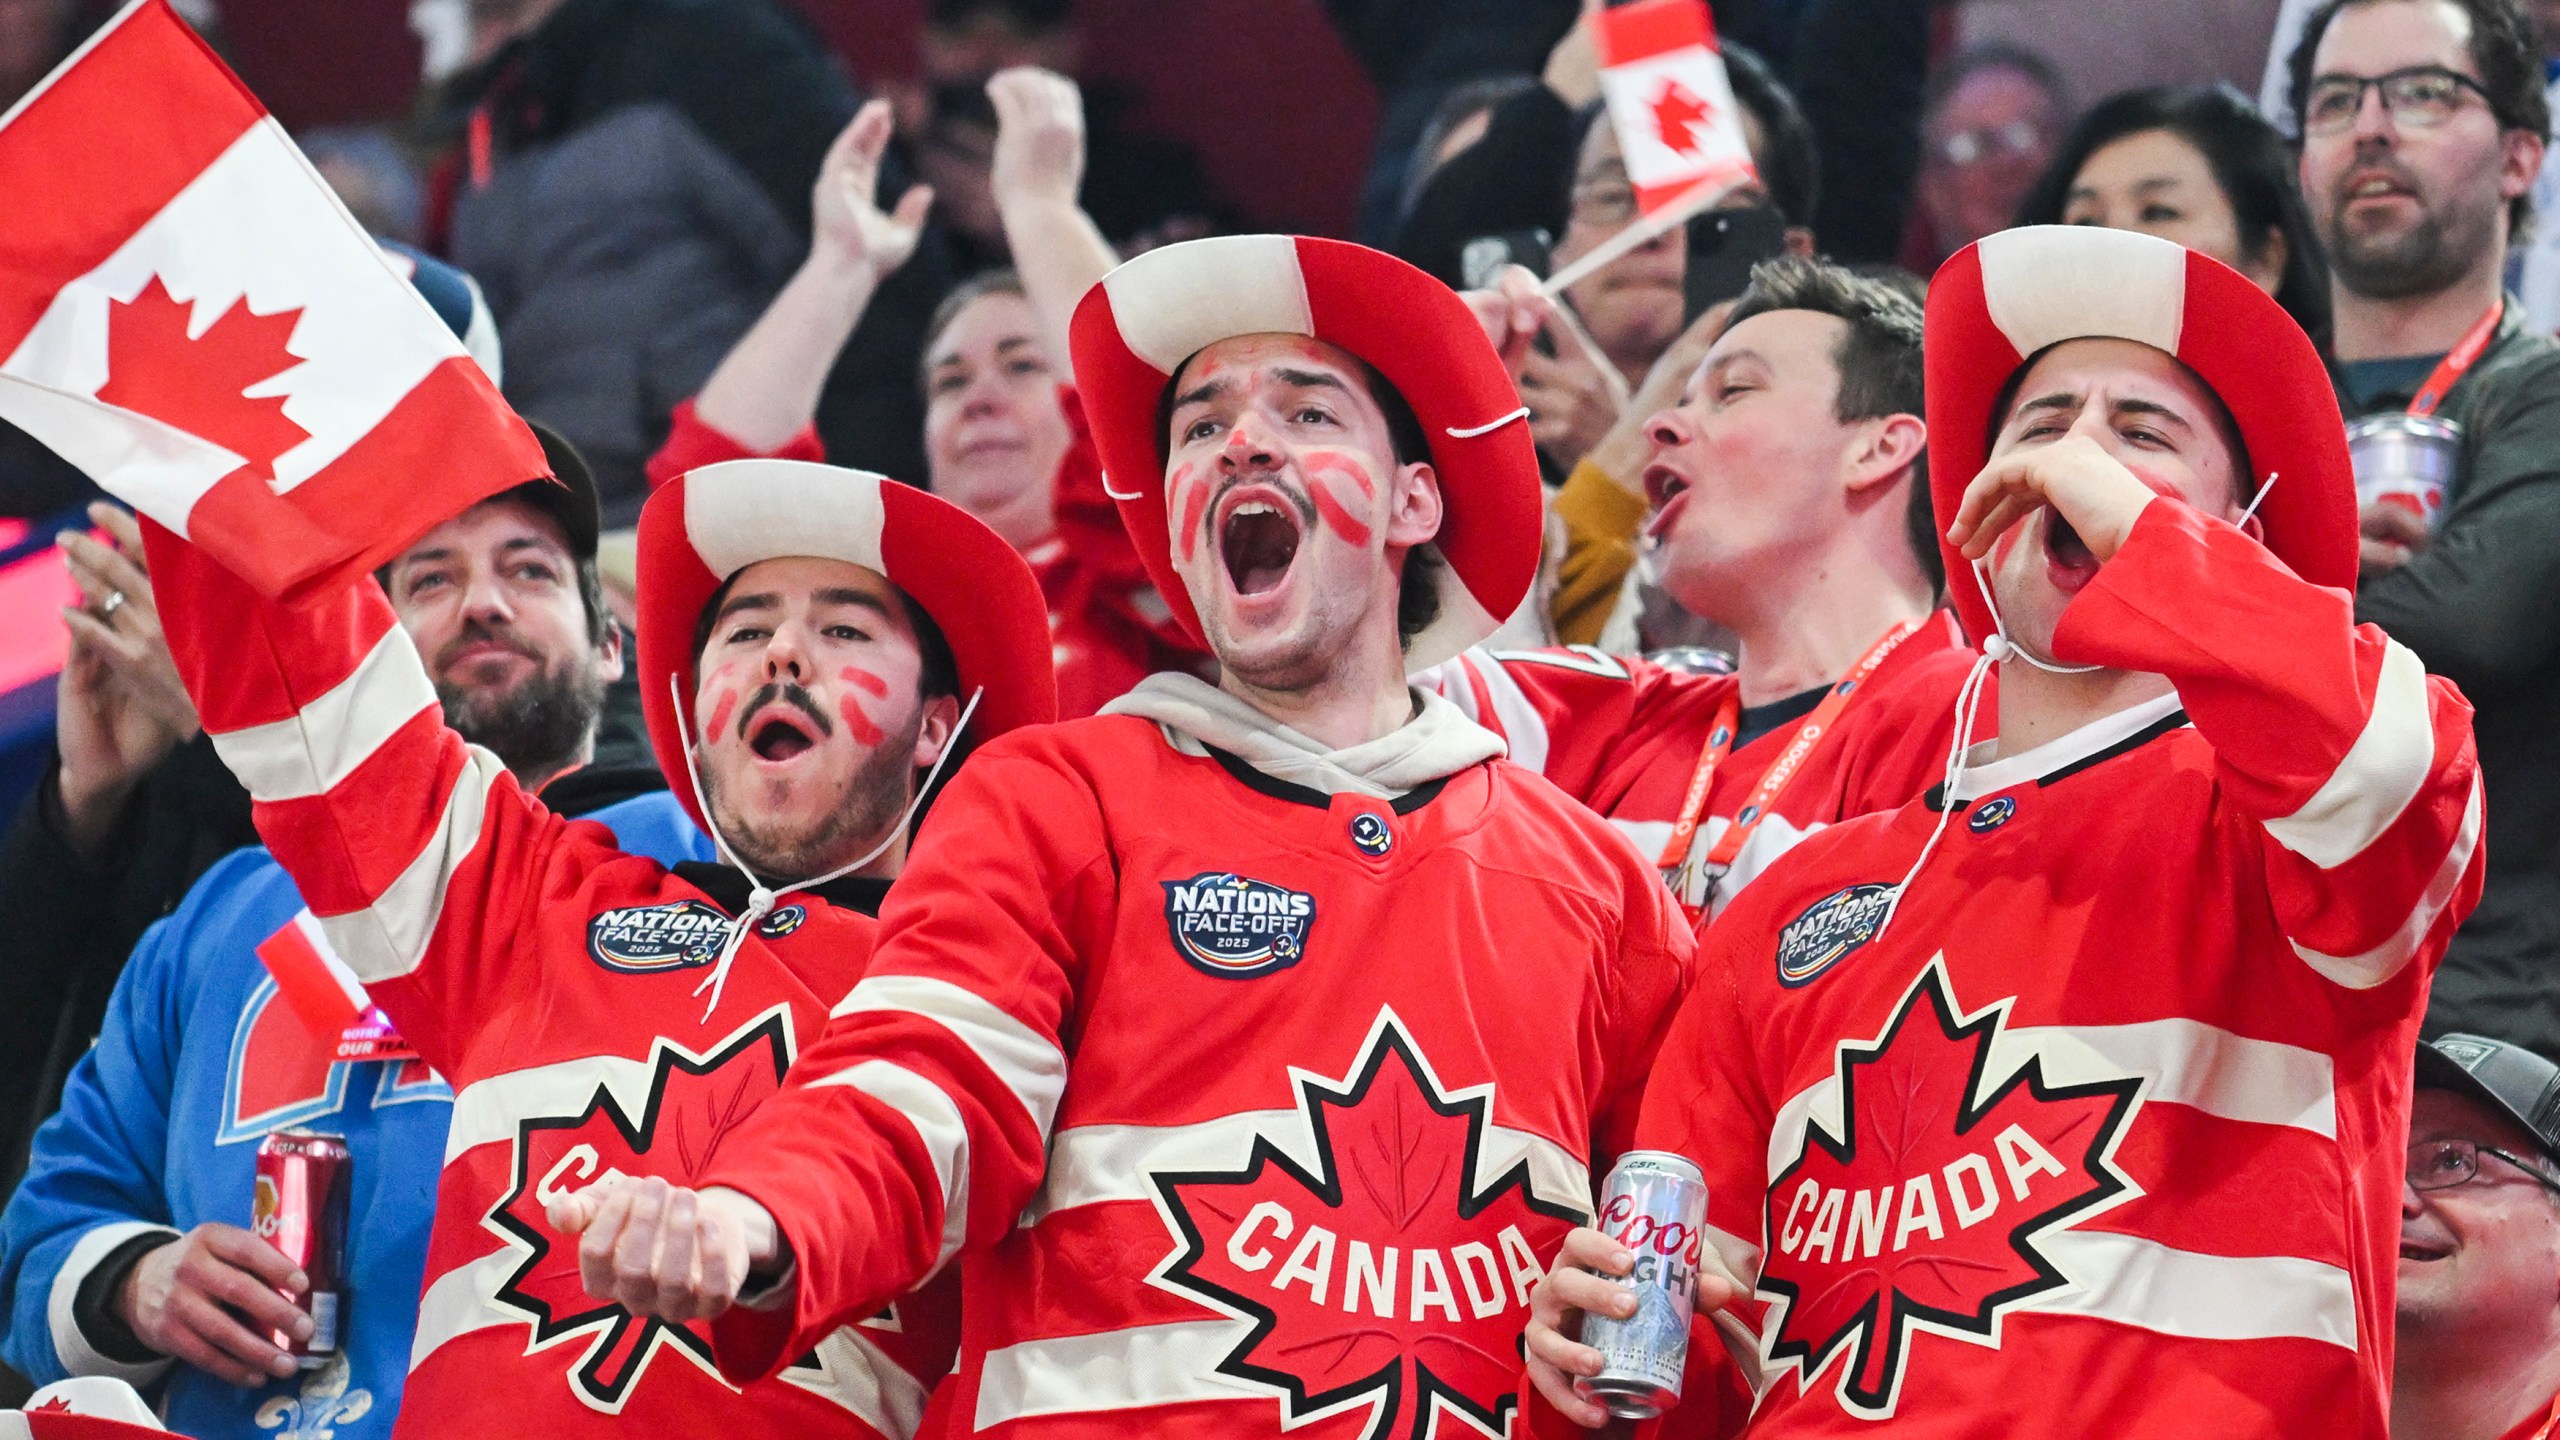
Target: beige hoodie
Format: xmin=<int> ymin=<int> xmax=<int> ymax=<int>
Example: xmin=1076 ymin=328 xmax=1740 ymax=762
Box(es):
xmin=1100 ymin=671 xmax=1505 ymax=800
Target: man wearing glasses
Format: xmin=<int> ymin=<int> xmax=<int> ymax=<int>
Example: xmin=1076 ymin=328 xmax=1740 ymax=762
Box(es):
xmin=2399 ymin=1034 xmax=2560 ymax=1440
xmin=2290 ymin=0 xmax=2560 ymax=1060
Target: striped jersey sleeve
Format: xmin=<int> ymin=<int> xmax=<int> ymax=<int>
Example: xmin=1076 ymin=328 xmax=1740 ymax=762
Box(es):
xmin=704 ymin=740 xmax=1105 ymax=1382
xmin=2050 ymin=500 xmax=2486 ymax=992
xmin=140 ymin=520 xmax=580 ymax=1064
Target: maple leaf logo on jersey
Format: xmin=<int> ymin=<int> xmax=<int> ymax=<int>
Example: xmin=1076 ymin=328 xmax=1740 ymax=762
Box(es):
xmin=486 ymin=1013 xmax=791 ymax=1411
xmin=1759 ymin=961 xmax=2141 ymax=1420
xmin=1149 ymin=1012 xmax=1580 ymax=1440
xmin=1650 ymin=79 xmax=1714 ymax=158
xmin=94 ymin=276 xmax=310 ymax=476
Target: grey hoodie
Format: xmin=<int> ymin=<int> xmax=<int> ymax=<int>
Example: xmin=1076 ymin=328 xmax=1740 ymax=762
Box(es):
xmin=1100 ymin=672 xmax=1505 ymax=800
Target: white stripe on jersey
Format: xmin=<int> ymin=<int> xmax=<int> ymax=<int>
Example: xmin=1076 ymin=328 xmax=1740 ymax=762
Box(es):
xmin=808 ymin=1060 xmax=973 ymax=1272
xmin=2263 ymin=640 xmax=2434 ymax=870
xmin=207 ymin=622 xmax=436 ymax=801
xmin=311 ymin=746 xmax=501 ymax=983
xmin=2024 ymin=1230 xmax=2357 ymax=1347
xmin=830 ymin=975 xmax=1068 ymax=1144
xmin=974 ymin=1318 xmax=1265 ymax=1426
xmin=2294 ymin=772 xmax=2485 ymax=990
xmin=1029 ymin=1109 xmax=1592 ymax=1227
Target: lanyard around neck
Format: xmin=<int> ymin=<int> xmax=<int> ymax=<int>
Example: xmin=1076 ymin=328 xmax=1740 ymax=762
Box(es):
xmin=2407 ymin=297 xmax=2504 ymax=417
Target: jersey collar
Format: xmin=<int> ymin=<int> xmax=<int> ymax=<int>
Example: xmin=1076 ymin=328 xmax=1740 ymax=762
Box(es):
xmin=1932 ymin=690 xmax=2189 ymax=808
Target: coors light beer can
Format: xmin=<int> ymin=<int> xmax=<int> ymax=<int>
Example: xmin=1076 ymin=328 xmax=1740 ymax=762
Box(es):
xmin=1575 ymin=1150 xmax=1708 ymax=1419
xmin=252 ymin=1129 xmax=350 ymax=1368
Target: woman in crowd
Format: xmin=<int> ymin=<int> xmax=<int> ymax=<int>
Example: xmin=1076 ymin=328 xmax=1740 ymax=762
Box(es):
xmin=2015 ymin=83 xmax=2332 ymax=345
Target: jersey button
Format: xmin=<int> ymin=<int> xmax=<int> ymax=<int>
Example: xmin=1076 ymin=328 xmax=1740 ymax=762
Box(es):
xmin=1349 ymin=812 xmax=1392 ymax=857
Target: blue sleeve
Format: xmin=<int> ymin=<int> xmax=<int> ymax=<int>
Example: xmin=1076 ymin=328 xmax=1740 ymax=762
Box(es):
xmin=0 ymin=854 xmax=226 ymax=1386
xmin=586 ymin=791 xmax=715 ymax=868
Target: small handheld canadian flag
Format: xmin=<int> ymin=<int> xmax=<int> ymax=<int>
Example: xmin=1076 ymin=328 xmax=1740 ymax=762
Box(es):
xmin=1591 ymin=0 xmax=1757 ymax=218
xmin=0 ymin=0 xmax=547 ymax=602
xmin=255 ymin=908 xmax=418 ymax=1062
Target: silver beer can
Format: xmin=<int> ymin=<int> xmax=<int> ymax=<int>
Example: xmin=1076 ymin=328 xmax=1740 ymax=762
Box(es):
xmin=1574 ymin=1150 xmax=1709 ymax=1419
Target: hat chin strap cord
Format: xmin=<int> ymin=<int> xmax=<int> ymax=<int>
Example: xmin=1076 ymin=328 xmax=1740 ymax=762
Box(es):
xmin=669 ymin=673 xmax=984 ymax=1022
xmin=1876 ymin=472 xmax=2280 ymax=942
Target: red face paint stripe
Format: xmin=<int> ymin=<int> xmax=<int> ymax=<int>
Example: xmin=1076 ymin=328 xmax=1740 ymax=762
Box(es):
xmin=1309 ymin=485 xmax=1373 ymax=548
xmin=837 ymin=666 xmax=889 ymax=698
xmin=707 ymin=690 xmax=738 ymax=740
xmin=1176 ymin=470 xmax=1212 ymax=563
xmin=837 ymin=695 xmax=886 ymax=747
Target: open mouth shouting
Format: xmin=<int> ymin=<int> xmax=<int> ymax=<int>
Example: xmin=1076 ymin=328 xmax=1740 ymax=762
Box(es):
xmin=1644 ymin=465 xmax=1692 ymax=541
xmin=1215 ymin=484 xmax=1308 ymax=600
xmin=739 ymin=685 xmax=833 ymax=766
xmin=2042 ymin=508 xmax=2100 ymax=594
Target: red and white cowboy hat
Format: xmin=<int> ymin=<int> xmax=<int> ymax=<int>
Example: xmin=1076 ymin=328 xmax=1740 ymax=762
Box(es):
xmin=1925 ymin=225 xmax=2357 ymax=643
xmin=636 ymin=460 xmax=1057 ymax=833
xmin=1069 ymin=234 xmax=1543 ymax=671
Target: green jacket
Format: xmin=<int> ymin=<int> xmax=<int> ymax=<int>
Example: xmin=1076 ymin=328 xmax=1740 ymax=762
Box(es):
xmin=2345 ymin=299 xmax=2560 ymax=1055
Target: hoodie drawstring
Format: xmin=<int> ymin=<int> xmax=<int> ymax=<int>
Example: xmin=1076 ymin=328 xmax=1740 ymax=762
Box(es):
xmin=670 ymin=673 xmax=984 ymax=1021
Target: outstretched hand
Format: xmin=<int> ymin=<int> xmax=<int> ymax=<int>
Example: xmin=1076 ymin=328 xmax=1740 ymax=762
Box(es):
xmin=988 ymin=67 xmax=1086 ymax=215
xmin=813 ymin=99 xmax=933 ymax=280
xmin=1945 ymin=434 xmax=2159 ymax=565
xmin=547 ymin=1176 xmax=784 ymax=1323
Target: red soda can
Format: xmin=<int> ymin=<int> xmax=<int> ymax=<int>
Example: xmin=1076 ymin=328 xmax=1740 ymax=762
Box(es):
xmin=251 ymin=1129 xmax=349 ymax=1368
xmin=1575 ymin=1150 xmax=1709 ymax=1419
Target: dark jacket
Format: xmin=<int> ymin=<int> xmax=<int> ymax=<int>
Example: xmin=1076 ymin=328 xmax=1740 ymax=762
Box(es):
xmin=443 ymin=0 xmax=933 ymax=519
xmin=2346 ymin=302 xmax=2560 ymax=1054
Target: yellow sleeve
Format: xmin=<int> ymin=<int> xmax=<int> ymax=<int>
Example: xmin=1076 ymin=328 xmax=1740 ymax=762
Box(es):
xmin=1550 ymin=457 xmax=1651 ymax=647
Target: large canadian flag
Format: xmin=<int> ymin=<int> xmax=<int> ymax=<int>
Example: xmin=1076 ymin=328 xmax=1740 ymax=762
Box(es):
xmin=1592 ymin=0 xmax=1758 ymax=218
xmin=0 ymin=0 xmax=547 ymax=601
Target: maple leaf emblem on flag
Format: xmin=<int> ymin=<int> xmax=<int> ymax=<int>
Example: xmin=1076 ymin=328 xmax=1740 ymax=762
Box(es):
xmin=1149 ymin=1014 xmax=1582 ymax=1440
xmin=1650 ymin=78 xmax=1714 ymax=158
xmin=1758 ymin=962 xmax=2141 ymax=1420
xmin=486 ymin=1014 xmax=792 ymax=1412
xmin=94 ymin=275 xmax=310 ymax=478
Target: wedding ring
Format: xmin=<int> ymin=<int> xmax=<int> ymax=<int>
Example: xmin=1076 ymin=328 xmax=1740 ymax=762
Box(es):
xmin=100 ymin=590 xmax=126 ymax=619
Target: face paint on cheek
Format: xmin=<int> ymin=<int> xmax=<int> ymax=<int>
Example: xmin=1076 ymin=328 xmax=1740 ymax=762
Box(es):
xmin=1303 ymin=450 xmax=1378 ymax=501
xmin=1309 ymin=483 xmax=1374 ymax=548
xmin=836 ymin=694 xmax=886 ymax=747
xmin=706 ymin=687 xmax=740 ymax=741
xmin=1172 ymin=464 xmax=1210 ymax=563
xmin=837 ymin=666 xmax=889 ymax=698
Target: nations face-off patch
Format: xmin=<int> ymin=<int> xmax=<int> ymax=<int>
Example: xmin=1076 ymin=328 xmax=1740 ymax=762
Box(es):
xmin=1776 ymin=883 xmax=1896 ymax=987
xmin=587 ymin=899 xmax=733 ymax=974
xmin=1162 ymin=872 xmax=1315 ymax=979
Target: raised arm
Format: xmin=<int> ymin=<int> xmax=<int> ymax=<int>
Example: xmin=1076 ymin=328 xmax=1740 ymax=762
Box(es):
xmin=987 ymin=68 xmax=1118 ymax=381
xmin=648 ymin=100 xmax=931 ymax=480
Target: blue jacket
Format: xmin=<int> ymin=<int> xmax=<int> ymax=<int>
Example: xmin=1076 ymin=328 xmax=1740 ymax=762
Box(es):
xmin=0 ymin=790 xmax=711 ymax=1440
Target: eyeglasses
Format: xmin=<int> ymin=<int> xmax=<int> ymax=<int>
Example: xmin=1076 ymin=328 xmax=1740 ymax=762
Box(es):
xmin=2302 ymin=66 xmax=2497 ymax=135
xmin=2407 ymin=1136 xmax=2560 ymax=1194
xmin=1934 ymin=119 xmax=2047 ymax=168
xmin=1570 ymin=180 xmax=1639 ymax=230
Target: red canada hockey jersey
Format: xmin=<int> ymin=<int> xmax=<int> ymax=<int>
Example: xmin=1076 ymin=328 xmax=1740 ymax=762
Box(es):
xmin=647 ymin=392 xmax=1210 ymax=718
xmin=1419 ymin=618 xmax=1977 ymax=915
xmin=143 ymin=532 xmax=954 ymax=1439
xmin=1639 ymin=504 xmax=2483 ymax=1437
xmin=698 ymin=687 xmax=1695 ymax=1437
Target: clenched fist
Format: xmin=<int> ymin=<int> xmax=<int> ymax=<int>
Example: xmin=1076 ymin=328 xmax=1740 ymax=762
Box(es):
xmin=547 ymin=1175 xmax=785 ymax=1323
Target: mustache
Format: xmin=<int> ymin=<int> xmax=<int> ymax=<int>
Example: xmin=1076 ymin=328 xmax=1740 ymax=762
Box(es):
xmin=433 ymin=619 xmax=541 ymax=673
xmin=1208 ymin=468 xmax=1318 ymax=529
xmin=737 ymin=682 xmax=833 ymax=741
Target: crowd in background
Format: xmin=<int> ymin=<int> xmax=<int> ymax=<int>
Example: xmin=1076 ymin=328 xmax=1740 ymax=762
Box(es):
xmin=2 ymin=0 xmax=2560 ymax=1435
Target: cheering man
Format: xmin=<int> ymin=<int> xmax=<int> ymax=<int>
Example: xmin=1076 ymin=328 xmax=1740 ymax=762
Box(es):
xmin=1526 ymin=225 xmax=2484 ymax=1436
xmin=557 ymin=235 xmax=1695 ymax=1437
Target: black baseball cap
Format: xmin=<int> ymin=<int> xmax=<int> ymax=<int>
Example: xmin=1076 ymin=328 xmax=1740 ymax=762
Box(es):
xmin=493 ymin=420 xmax=601 ymax=561
xmin=2416 ymin=1034 xmax=2560 ymax=1164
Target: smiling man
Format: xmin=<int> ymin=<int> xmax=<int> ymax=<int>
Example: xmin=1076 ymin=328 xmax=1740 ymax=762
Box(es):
xmin=554 ymin=235 xmax=1696 ymax=1437
xmin=1522 ymin=226 xmax=2483 ymax=1437
xmin=2395 ymin=1034 xmax=2560 ymax=1440
xmin=139 ymin=457 xmax=1056 ymax=1438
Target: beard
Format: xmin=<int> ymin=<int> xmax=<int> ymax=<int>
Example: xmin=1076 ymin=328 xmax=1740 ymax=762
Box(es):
xmin=2323 ymin=184 xmax=2501 ymax=302
xmin=702 ymin=702 xmax=922 ymax=884
xmin=437 ymin=639 xmax=606 ymax=779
